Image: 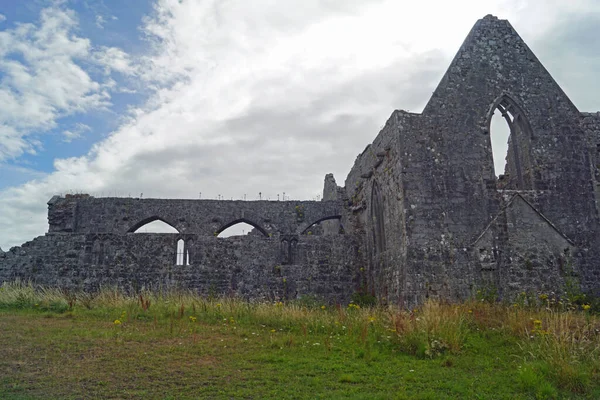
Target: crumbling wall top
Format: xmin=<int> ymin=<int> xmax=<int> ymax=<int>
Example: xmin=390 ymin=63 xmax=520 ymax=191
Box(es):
xmin=47 ymin=196 xmax=345 ymax=236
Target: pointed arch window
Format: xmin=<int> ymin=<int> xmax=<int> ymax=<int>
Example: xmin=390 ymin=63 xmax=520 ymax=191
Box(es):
xmin=176 ymin=239 xmax=185 ymax=265
xmin=300 ymin=215 xmax=344 ymax=235
xmin=488 ymin=95 xmax=534 ymax=190
xmin=175 ymin=238 xmax=191 ymax=266
xmin=215 ymin=219 xmax=268 ymax=238
xmin=129 ymin=217 xmax=179 ymax=233
xmin=289 ymin=238 xmax=298 ymax=264
xmin=280 ymin=235 xmax=299 ymax=265
xmin=280 ymin=238 xmax=289 ymax=264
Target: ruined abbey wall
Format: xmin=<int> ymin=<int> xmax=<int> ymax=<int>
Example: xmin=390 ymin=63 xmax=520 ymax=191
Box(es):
xmin=48 ymin=196 xmax=343 ymax=236
xmin=2 ymin=15 xmax=600 ymax=306
xmin=343 ymin=15 xmax=600 ymax=305
xmin=1 ymin=193 xmax=359 ymax=301
xmin=0 ymin=232 xmax=361 ymax=302
xmin=581 ymin=112 xmax=600 ymax=216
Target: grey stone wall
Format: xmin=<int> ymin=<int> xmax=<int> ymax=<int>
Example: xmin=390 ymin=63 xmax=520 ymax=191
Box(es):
xmin=2 ymin=14 xmax=600 ymax=307
xmin=48 ymin=195 xmax=344 ymax=237
xmin=343 ymin=111 xmax=410 ymax=304
xmin=0 ymin=232 xmax=361 ymax=303
xmin=321 ymin=174 xmax=344 ymax=235
xmin=581 ymin=112 xmax=600 ymax=217
xmin=342 ymin=15 xmax=600 ymax=305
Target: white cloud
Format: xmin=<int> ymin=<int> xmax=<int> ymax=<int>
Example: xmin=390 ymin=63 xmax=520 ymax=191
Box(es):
xmin=0 ymin=14 xmax=6 ymax=23
xmin=62 ymin=123 xmax=91 ymax=142
xmin=94 ymin=46 xmax=138 ymax=76
xmin=95 ymin=14 xmax=105 ymax=28
xmin=1 ymin=0 xmax=600 ymax=250
xmin=0 ymin=6 xmax=136 ymax=162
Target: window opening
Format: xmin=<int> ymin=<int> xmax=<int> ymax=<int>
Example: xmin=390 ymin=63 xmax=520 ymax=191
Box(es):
xmin=300 ymin=215 xmax=343 ymax=235
xmin=289 ymin=239 xmax=298 ymax=264
xmin=216 ymin=219 xmax=268 ymax=238
xmin=490 ymin=111 xmax=510 ymax=178
xmin=488 ymin=96 xmax=534 ymax=189
xmin=217 ymin=222 xmax=254 ymax=237
xmin=176 ymin=239 xmax=185 ymax=265
xmin=280 ymin=237 xmax=298 ymax=265
xmin=185 ymin=239 xmax=192 ymax=265
xmin=281 ymin=239 xmax=289 ymax=264
xmin=132 ymin=219 xmax=178 ymax=233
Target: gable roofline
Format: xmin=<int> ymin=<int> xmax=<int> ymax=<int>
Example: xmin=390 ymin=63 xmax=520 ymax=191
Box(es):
xmin=422 ymin=14 xmax=580 ymax=116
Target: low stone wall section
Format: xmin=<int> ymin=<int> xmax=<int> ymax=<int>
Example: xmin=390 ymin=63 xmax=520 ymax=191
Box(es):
xmin=0 ymin=233 xmax=362 ymax=303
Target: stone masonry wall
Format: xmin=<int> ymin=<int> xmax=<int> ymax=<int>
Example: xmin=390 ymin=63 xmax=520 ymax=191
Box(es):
xmin=3 ymin=15 xmax=600 ymax=307
xmin=48 ymin=196 xmax=344 ymax=237
xmin=0 ymin=233 xmax=362 ymax=303
xmin=342 ymin=15 xmax=600 ymax=306
xmin=581 ymin=112 xmax=600 ymax=218
xmin=344 ymin=110 xmax=410 ymax=304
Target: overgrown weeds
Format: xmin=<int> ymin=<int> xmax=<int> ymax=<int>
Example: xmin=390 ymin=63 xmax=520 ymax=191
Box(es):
xmin=1 ymin=280 xmax=599 ymax=397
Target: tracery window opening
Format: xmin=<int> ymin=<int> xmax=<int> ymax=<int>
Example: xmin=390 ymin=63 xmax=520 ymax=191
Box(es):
xmin=489 ymin=96 xmax=534 ymax=190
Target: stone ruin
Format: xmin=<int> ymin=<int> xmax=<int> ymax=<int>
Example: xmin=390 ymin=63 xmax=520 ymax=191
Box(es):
xmin=2 ymin=15 xmax=600 ymax=306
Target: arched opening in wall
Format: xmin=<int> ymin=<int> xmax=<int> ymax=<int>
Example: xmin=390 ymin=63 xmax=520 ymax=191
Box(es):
xmin=175 ymin=238 xmax=191 ymax=266
xmin=129 ymin=217 xmax=179 ymax=233
xmin=185 ymin=239 xmax=193 ymax=265
xmin=490 ymin=112 xmax=510 ymax=178
xmin=280 ymin=237 xmax=299 ymax=265
xmin=280 ymin=239 xmax=289 ymax=264
xmin=289 ymin=238 xmax=298 ymax=264
xmin=216 ymin=219 xmax=268 ymax=238
xmin=300 ymin=215 xmax=344 ymax=235
xmin=488 ymin=96 xmax=534 ymax=190
xmin=176 ymin=239 xmax=186 ymax=265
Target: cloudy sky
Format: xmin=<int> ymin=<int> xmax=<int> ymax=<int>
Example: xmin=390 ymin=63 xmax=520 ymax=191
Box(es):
xmin=0 ymin=0 xmax=599 ymax=249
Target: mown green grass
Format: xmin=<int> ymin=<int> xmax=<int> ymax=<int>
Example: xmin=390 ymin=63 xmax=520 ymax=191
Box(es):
xmin=0 ymin=282 xmax=599 ymax=399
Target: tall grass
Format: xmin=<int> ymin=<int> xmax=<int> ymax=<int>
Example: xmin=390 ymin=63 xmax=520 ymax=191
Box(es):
xmin=1 ymin=279 xmax=599 ymax=393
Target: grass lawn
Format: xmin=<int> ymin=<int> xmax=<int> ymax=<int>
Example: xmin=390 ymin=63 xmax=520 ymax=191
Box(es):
xmin=0 ymin=283 xmax=598 ymax=399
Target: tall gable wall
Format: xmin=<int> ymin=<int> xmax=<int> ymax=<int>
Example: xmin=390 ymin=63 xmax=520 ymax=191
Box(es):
xmin=421 ymin=15 xmax=596 ymax=244
xmin=343 ymin=15 xmax=600 ymax=305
